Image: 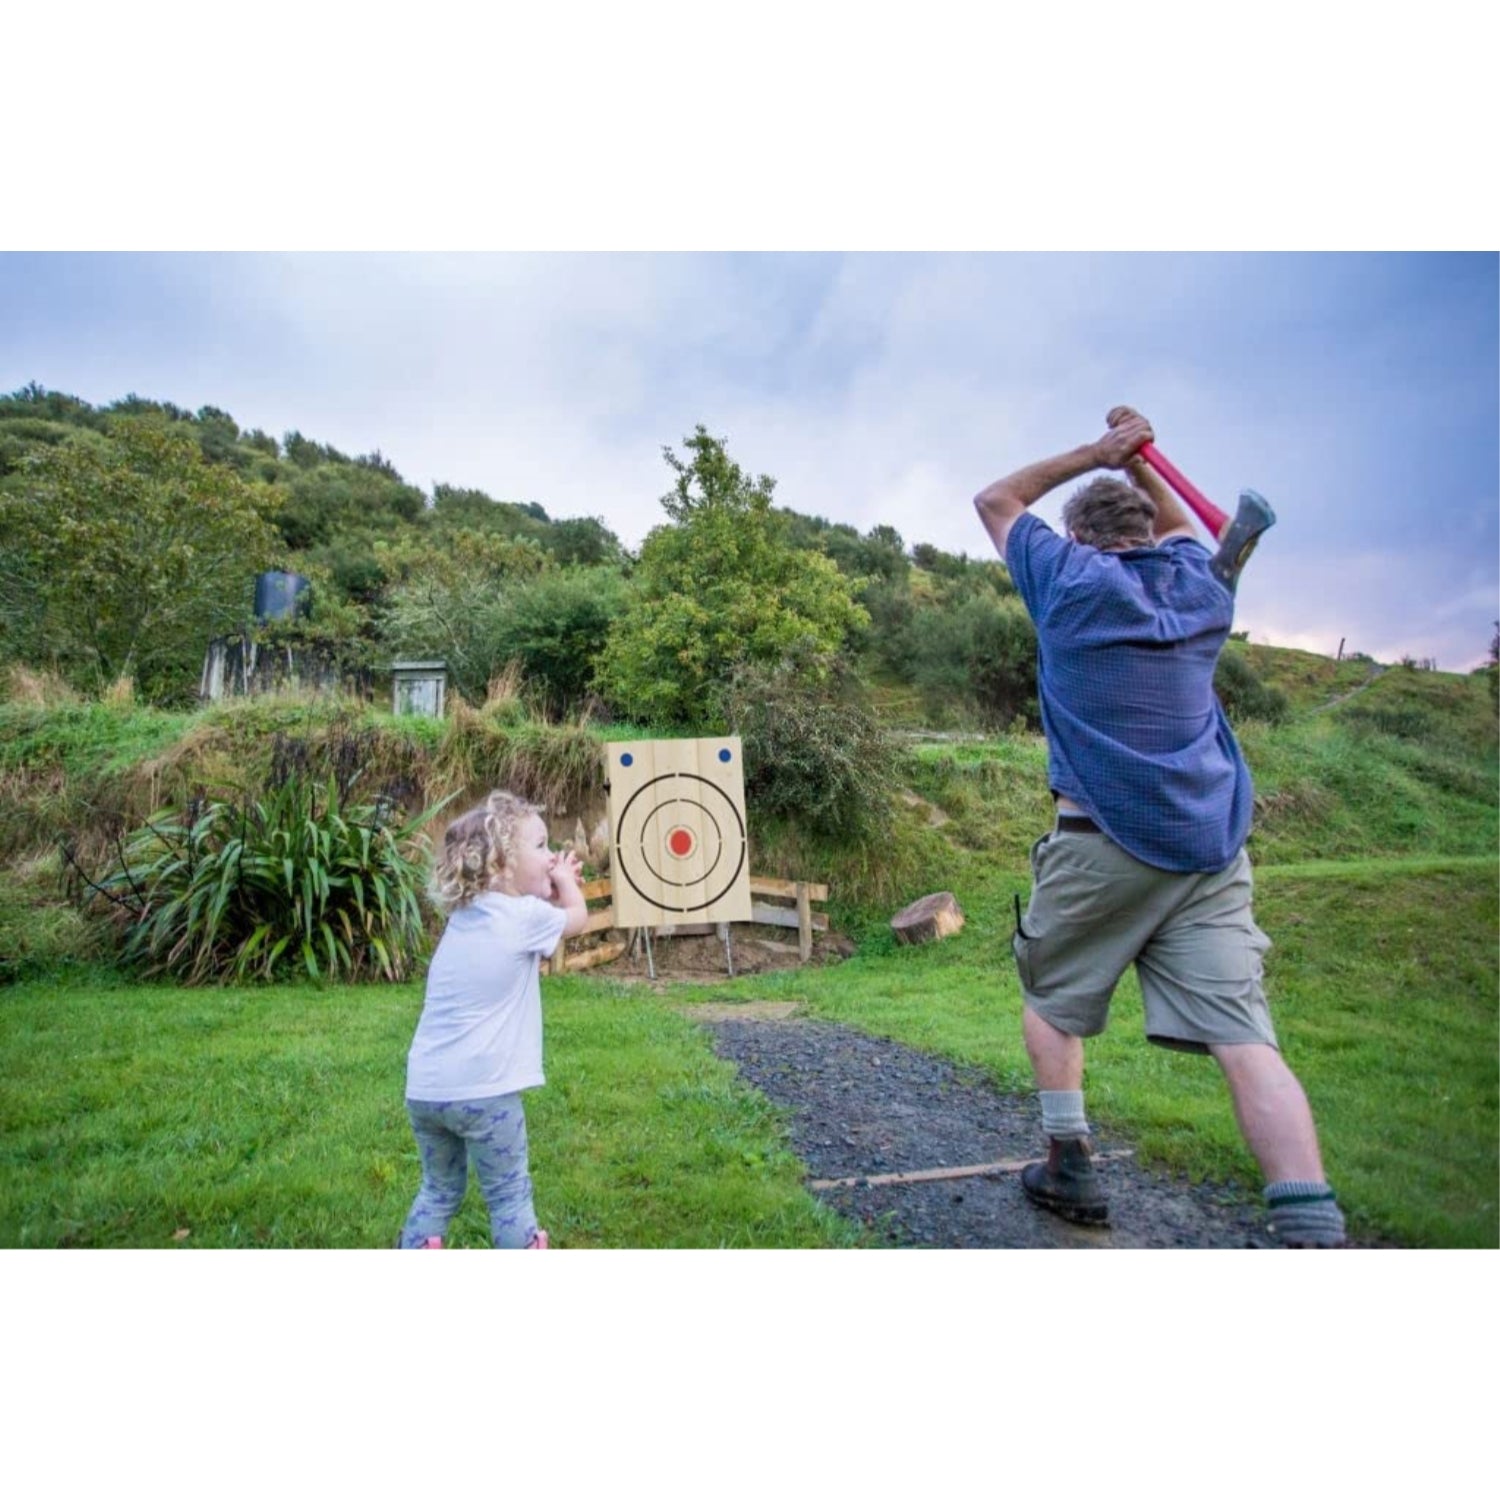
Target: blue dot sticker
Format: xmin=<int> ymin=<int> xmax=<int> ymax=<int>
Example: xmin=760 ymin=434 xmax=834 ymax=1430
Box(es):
xmin=718 ymin=748 xmax=732 ymax=762
xmin=620 ymin=752 xmax=634 ymax=767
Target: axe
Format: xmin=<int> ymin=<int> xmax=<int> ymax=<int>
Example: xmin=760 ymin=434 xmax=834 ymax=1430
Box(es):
xmin=1106 ymin=408 xmax=1275 ymax=588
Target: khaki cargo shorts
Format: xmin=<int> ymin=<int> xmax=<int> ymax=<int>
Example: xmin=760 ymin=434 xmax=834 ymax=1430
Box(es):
xmin=1011 ymin=826 xmax=1277 ymax=1054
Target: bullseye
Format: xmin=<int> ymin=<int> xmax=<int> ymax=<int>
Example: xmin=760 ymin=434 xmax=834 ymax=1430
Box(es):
xmin=667 ymin=826 xmax=695 ymax=858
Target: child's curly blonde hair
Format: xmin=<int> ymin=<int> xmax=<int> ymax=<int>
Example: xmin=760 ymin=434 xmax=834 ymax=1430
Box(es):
xmin=429 ymin=790 xmax=545 ymax=910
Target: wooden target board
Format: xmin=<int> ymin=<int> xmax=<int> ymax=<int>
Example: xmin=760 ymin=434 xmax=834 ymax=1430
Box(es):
xmin=607 ymin=737 xmax=752 ymax=929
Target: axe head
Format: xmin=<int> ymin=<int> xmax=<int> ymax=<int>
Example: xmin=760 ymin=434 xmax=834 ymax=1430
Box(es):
xmin=1211 ymin=488 xmax=1275 ymax=589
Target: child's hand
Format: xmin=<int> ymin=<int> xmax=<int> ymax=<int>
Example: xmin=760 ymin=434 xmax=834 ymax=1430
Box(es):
xmin=551 ymin=849 xmax=583 ymax=895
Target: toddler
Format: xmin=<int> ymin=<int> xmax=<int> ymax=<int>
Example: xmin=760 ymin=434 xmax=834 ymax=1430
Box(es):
xmin=397 ymin=790 xmax=587 ymax=1248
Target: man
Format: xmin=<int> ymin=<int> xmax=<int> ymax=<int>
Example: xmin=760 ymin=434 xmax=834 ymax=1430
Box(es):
xmin=973 ymin=407 xmax=1345 ymax=1247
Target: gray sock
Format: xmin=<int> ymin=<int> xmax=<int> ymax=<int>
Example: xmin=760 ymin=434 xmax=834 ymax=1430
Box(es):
xmin=1265 ymin=1179 xmax=1346 ymax=1247
xmin=1039 ymin=1090 xmax=1090 ymax=1141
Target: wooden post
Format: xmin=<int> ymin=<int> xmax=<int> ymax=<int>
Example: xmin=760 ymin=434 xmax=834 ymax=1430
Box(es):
xmin=796 ymin=880 xmax=812 ymax=962
xmin=548 ymin=941 xmax=566 ymax=976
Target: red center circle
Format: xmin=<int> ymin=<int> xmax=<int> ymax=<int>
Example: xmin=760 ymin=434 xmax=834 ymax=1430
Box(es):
xmin=667 ymin=827 xmax=695 ymax=857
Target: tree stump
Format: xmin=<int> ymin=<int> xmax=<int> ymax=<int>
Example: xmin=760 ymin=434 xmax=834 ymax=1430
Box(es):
xmin=890 ymin=891 xmax=965 ymax=945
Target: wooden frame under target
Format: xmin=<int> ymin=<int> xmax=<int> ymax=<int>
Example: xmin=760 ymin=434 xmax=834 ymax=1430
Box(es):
xmin=606 ymin=737 xmax=753 ymax=929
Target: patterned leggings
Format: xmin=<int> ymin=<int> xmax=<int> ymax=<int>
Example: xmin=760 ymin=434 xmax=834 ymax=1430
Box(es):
xmin=399 ymin=1093 xmax=538 ymax=1249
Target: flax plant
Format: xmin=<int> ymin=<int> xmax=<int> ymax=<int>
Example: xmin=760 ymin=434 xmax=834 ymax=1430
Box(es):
xmin=90 ymin=774 xmax=453 ymax=984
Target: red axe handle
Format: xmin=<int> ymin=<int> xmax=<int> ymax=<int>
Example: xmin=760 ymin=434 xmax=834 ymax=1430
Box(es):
xmin=1136 ymin=442 xmax=1230 ymax=539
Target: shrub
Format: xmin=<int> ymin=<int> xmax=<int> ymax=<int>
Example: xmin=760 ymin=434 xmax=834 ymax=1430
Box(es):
xmin=79 ymin=762 xmax=452 ymax=984
xmin=486 ymin=567 xmax=628 ymax=716
xmin=716 ymin=659 xmax=901 ymax=844
xmin=0 ymin=417 xmax=283 ymax=702
xmin=1214 ymin=650 xmax=1290 ymax=725
xmin=897 ymin=595 xmax=1038 ymax=729
xmin=374 ymin=531 xmax=552 ymax=702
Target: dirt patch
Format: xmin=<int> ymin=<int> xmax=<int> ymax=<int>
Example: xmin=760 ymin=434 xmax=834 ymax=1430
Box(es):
xmin=695 ymin=1014 xmax=1339 ymax=1249
xmin=686 ymin=1000 xmax=805 ymax=1023
xmin=585 ymin=928 xmax=853 ymax=982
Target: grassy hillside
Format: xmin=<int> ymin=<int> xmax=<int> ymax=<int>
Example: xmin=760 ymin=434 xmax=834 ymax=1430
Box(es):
xmin=3 ymin=652 xmax=1494 ymax=966
xmin=1236 ymin=640 xmax=1383 ymax=709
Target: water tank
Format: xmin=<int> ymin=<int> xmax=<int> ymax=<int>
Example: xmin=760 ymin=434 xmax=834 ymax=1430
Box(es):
xmin=253 ymin=571 xmax=311 ymax=622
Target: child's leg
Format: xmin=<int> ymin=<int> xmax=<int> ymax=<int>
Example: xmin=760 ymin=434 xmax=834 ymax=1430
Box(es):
xmin=398 ymin=1100 xmax=470 ymax=1248
xmin=462 ymin=1093 xmax=540 ymax=1249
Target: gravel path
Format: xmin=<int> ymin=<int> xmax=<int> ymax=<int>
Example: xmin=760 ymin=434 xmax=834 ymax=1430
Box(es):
xmin=699 ymin=1011 xmax=1282 ymax=1249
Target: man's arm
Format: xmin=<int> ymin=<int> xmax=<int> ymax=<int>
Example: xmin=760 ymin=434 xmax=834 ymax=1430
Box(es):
xmin=973 ymin=414 xmax=1154 ymax=558
xmin=1125 ymin=457 xmax=1197 ymax=543
xmin=1108 ymin=406 xmax=1197 ymax=543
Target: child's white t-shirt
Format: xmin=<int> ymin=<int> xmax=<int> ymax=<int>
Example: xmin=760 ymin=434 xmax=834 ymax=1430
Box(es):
xmin=405 ymin=892 xmax=567 ymax=1102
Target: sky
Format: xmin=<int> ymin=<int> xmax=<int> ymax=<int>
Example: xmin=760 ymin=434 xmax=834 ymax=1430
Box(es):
xmin=2 ymin=250 xmax=1496 ymax=669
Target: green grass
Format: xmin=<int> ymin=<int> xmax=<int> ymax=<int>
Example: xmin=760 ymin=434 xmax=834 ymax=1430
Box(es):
xmin=664 ymin=858 xmax=1498 ymax=1247
xmin=0 ymin=848 xmax=111 ymax=984
xmin=1229 ymin=667 xmax=1496 ymax=866
xmin=1234 ymin=640 xmax=1380 ymax=710
xmin=0 ymin=973 xmax=859 ymax=1249
xmin=2 ymin=658 xmax=1495 ymax=1248
xmin=0 ymin=701 xmax=190 ymax=778
xmin=4 ymin=858 xmax=1491 ymax=1246
xmin=1249 ymin=863 xmax=1498 ymax=1246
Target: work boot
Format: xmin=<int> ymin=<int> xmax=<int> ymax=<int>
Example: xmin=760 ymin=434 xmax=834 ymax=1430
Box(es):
xmin=1021 ymin=1137 xmax=1109 ymax=1226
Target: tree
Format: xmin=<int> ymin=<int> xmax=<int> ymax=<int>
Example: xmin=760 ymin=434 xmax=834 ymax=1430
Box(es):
xmin=598 ymin=426 xmax=867 ymax=726
xmin=896 ymin=593 xmax=1039 ymax=728
xmin=375 ymin=530 xmax=552 ymax=701
xmin=479 ymin=566 xmax=629 ymax=715
xmin=194 ymin=405 xmax=245 ymax=469
xmin=0 ymin=417 xmax=284 ymax=699
xmin=275 ymin=459 xmax=424 ymax=551
xmin=547 ymin=515 xmax=626 ymax=568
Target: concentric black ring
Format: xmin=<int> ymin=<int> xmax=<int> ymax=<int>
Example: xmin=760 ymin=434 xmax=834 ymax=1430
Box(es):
xmin=614 ymin=773 xmax=748 ymax=914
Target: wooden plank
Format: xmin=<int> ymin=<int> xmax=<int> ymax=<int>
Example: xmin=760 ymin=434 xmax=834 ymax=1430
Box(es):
xmin=796 ymin=880 xmax=812 ymax=962
xmin=579 ymin=873 xmax=830 ymax=906
xmin=562 ymin=940 xmax=628 ymax=973
xmin=749 ymin=876 xmax=829 ymax=902
xmin=580 ymin=909 xmax=618 ymax=937
xmin=749 ymin=902 xmax=828 ymax=932
xmin=808 ymin=1149 xmax=1135 ymax=1191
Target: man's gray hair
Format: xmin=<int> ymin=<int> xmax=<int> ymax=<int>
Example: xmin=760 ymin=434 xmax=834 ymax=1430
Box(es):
xmin=1062 ymin=476 xmax=1157 ymax=550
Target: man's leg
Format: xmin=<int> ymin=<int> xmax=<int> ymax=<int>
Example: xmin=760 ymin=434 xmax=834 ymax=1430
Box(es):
xmin=1021 ymin=1005 xmax=1107 ymax=1224
xmin=1209 ymin=1042 xmax=1323 ymax=1179
xmin=1024 ymin=1004 xmax=1084 ymax=1090
xmin=1211 ymin=1042 xmax=1346 ymax=1246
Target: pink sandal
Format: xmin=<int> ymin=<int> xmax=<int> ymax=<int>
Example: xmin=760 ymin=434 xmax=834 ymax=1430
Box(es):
xmin=527 ymin=1230 xmax=549 ymax=1249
